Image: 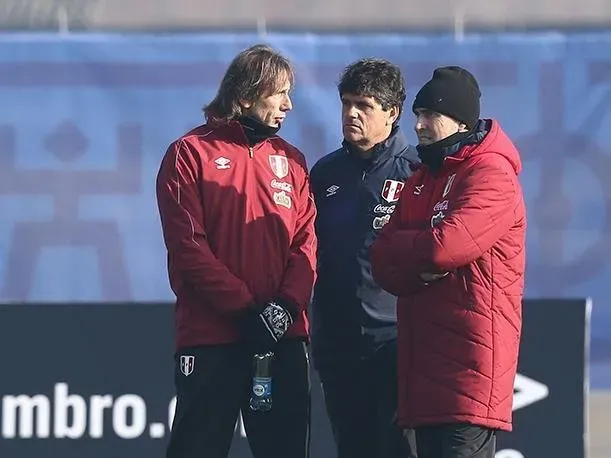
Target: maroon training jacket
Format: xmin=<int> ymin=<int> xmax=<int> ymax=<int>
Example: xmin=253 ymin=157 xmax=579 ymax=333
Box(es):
xmin=156 ymin=121 xmax=317 ymax=349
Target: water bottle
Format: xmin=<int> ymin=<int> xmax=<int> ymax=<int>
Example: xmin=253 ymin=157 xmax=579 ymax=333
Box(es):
xmin=249 ymin=352 xmax=274 ymax=412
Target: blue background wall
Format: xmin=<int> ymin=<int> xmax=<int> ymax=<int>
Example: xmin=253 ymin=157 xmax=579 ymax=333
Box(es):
xmin=1 ymin=32 xmax=609 ymax=386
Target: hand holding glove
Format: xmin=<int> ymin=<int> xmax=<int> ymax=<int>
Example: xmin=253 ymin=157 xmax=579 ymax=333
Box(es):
xmin=246 ymin=298 xmax=298 ymax=353
xmin=419 ymin=271 xmax=450 ymax=285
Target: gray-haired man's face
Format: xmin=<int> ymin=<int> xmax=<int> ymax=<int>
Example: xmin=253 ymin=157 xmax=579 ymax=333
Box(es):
xmin=242 ymin=77 xmax=293 ymax=128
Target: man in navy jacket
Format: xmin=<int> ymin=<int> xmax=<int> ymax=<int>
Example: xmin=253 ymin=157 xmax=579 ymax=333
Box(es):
xmin=310 ymin=58 xmax=418 ymax=458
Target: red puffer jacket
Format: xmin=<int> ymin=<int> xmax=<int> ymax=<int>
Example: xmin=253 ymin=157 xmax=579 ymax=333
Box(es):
xmin=371 ymin=120 xmax=526 ymax=432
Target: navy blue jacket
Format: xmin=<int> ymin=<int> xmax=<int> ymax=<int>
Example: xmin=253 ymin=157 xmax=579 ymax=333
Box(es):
xmin=310 ymin=127 xmax=418 ymax=367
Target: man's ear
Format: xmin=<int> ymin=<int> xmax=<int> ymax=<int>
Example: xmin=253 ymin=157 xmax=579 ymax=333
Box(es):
xmin=387 ymin=106 xmax=400 ymax=126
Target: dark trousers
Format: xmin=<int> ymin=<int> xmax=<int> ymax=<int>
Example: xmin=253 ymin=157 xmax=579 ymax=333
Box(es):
xmin=166 ymin=339 xmax=310 ymax=458
xmin=416 ymin=423 xmax=496 ymax=458
xmin=317 ymin=340 xmax=417 ymax=458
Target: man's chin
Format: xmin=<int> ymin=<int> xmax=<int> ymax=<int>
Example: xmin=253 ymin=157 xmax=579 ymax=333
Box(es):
xmin=343 ymin=131 xmax=360 ymax=143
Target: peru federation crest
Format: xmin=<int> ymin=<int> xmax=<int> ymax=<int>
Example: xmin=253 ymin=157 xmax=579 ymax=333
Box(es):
xmin=180 ymin=355 xmax=195 ymax=376
xmin=269 ymin=155 xmax=289 ymax=179
xmin=381 ymin=179 xmax=405 ymax=203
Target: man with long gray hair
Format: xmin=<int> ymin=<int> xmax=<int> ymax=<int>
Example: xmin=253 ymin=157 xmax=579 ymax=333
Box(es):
xmin=156 ymin=44 xmax=317 ymax=458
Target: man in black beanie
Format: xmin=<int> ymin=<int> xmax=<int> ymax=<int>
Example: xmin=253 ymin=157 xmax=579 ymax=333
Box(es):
xmin=411 ymin=66 xmax=482 ymax=168
xmin=371 ymin=66 xmax=527 ymax=458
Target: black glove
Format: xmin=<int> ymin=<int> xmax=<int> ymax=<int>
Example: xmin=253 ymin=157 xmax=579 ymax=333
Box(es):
xmin=246 ymin=298 xmax=298 ymax=353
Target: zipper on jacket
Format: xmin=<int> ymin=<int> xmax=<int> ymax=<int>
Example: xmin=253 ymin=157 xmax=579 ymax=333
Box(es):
xmin=248 ymin=147 xmax=254 ymax=158
xmin=456 ymin=266 xmax=475 ymax=309
xmin=457 ymin=267 xmax=469 ymax=294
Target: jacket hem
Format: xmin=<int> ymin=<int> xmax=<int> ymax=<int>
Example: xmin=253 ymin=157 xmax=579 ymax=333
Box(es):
xmin=398 ymin=413 xmax=512 ymax=432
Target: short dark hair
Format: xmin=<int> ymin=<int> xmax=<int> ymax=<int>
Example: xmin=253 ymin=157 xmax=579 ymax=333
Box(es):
xmin=204 ymin=44 xmax=294 ymax=122
xmin=338 ymin=58 xmax=406 ymax=121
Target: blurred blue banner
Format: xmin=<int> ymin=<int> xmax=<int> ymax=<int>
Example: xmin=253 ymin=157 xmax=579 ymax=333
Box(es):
xmin=0 ymin=32 xmax=610 ymax=386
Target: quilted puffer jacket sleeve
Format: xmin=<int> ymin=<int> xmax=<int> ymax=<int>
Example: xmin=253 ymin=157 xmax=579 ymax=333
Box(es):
xmin=389 ymin=155 xmax=521 ymax=272
xmin=370 ymin=192 xmax=428 ymax=296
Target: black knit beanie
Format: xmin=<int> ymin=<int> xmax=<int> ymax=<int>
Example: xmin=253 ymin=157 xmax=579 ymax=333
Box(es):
xmin=412 ymin=66 xmax=481 ymax=129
